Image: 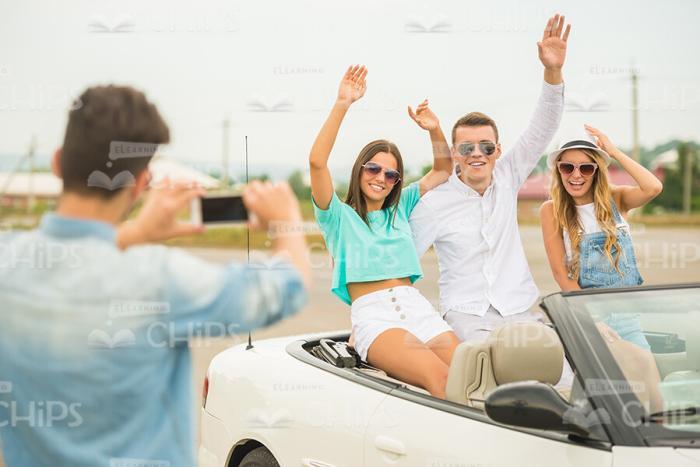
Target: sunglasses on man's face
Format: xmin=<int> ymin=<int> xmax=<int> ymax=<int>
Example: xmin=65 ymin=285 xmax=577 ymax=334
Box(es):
xmin=362 ymin=162 xmax=401 ymax=185
xmin=557 ymin=161 xmax=598 ymax=176
xmin=456 ymin=141 xmax=497 ymax=157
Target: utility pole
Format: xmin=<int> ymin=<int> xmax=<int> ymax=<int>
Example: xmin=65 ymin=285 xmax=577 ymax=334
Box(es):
xmin=221 ymin=118 xmax=230 ymax=190
xmin=27 ymin=135 xmax=37 ymax=213
xmin=682 ymin=145 xmax=693 ymax=215
xmin=631 ymin=69 xmax=640 ymax=162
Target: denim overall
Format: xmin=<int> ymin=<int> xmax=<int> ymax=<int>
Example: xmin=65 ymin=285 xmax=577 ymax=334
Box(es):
xmin=575 ymin=201 xmax=650 ymax=350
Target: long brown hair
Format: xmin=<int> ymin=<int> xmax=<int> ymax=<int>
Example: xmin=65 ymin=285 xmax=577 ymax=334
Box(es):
xmin=345 ymin=139 xmax=404 ymax=226
xmin=550 ymin=148 xmax=622 ymax=281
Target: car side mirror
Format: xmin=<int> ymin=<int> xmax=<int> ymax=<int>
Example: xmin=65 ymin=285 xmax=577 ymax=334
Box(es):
xmin=485 ymin=381 xmax=592 ymax=437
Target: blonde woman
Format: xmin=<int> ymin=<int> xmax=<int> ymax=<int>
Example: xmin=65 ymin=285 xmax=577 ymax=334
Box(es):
xmin=540 ymin=125 xmax=662 ymax=292
xmin=540 ymin=125 xmax=664 ymax=410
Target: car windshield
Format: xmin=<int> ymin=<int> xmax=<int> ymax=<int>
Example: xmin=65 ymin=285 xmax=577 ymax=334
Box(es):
xmin=565 ymin=287 xmax=700 ymax=435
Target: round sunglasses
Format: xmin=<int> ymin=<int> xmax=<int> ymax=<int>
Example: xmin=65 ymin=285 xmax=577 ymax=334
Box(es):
xmin=557 ymin=161 xmax=598 ymax=176
xmin=456 ymin=141 xmax=497 ymax=157
xmin=361 ymin=162 xmax=401 ymax=185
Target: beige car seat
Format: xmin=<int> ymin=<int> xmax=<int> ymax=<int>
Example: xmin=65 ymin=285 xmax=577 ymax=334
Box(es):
xmin=446 ymin=322 xmax=564 ymax=408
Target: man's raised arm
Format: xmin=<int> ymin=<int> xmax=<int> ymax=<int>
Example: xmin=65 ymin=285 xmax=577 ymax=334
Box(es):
xmin=503 ymin=13 xmax=571 ymax=187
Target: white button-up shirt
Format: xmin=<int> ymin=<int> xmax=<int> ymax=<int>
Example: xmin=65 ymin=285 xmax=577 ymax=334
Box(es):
xmin=410 ymin=81 xmax=564 ymax=317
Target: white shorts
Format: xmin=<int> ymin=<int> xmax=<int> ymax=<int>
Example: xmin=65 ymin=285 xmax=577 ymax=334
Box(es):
xmin=351 ymin=286 xmax=454 ymax=361
xmin=444 ymin=306 xmax=547 ymax=343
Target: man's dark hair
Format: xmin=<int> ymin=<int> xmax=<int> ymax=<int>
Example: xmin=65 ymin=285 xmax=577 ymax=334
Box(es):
xmin=451 ymin=112 xmax=499 ymax=144
xmin=60 ymin=85 xmax=170 ymax=199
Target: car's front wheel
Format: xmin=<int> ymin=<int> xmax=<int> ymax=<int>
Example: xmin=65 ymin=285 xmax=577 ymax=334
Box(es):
xmin=239 ymin=447 xmax=279 ymax=467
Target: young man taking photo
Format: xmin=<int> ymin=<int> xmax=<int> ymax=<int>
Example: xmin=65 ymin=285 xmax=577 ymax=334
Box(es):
xmin=0 ymin=85 xmax=310 ymax=467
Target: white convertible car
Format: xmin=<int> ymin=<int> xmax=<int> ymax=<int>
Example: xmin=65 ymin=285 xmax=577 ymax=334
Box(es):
xmin=199 ymin=283 xmax=700 ymax=467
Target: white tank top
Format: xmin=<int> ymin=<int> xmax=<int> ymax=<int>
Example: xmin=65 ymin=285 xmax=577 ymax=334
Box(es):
xmin=563 ymin=203 xmax=630 ymax=261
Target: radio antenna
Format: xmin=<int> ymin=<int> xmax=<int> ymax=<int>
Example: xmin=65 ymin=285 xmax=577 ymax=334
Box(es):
xmin=245 ymin=135 xmax=250 ymax=262
xmin=245 ymin=135 xmax=254 ymax=351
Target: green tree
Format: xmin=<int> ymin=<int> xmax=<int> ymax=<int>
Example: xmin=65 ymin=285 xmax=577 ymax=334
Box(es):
xmin=334 ymin=181 xmax=349 ymax=200
xmin=250 ymin=173 xmax=270 ymax=182
xmin=287 ymin=170 xmax=310 ymax=200
xmin=647 ymin=142 xmax=700 ymax=213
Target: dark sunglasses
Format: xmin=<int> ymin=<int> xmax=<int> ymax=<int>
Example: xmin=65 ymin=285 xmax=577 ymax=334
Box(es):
xmin=361 ymin=162 xmax=401 ymax=185
xmin=456 ymin=141 xmax=497 ymax=157
xmin=557 ymin=161 xmax=598 ymax=176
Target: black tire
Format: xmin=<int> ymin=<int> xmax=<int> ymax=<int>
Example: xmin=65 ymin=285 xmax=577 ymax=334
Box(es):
xmin=239 ymin=447 xmax=280 ymax=467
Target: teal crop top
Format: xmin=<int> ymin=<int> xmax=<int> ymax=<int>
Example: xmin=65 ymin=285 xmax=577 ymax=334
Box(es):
xmin=313 ymin=182 xmax=423 ymax=305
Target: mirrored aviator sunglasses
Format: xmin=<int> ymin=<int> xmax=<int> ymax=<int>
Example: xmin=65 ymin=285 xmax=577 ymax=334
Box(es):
xmin=362 ymin=162 xmax=401 ymax=185
xmin=457 ymin=141 xmax=497 ymax=157
xmin=557 ymin=161 xmax=598 ymax=176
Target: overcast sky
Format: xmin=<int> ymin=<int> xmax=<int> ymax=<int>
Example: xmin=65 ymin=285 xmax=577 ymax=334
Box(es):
xmin=2 ymin=0 xmax=699 ymax=178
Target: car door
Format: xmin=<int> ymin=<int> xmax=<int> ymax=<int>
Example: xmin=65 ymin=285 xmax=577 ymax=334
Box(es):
xmin=364 ymin=391 xmax=613 ymax=467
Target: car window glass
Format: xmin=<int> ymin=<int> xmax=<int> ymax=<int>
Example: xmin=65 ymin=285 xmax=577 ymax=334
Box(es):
xmin=566 ymin=289 xmax=700 ymax=434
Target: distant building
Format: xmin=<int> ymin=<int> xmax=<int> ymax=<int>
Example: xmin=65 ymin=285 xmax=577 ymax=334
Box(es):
xmin=649 ymin=149 xmax=678 ymax=173
xmin=0 ymin=172 xmax=62 ymax=209
xmin=148 ymin=157 xmax=220 ymax=189
xmin=0 ymin=157 xmax=220 ymax=209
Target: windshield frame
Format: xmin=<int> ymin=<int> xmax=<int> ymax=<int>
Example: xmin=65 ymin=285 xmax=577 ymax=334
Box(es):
xmin=541 ymin=282 xmax=700 ymax=447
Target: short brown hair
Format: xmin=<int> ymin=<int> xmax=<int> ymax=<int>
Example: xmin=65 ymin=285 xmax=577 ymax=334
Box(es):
xmin=451 ymin=112 xmax=499 ymax=144
xmin=60 ymin=85 xmax=170 ymax=199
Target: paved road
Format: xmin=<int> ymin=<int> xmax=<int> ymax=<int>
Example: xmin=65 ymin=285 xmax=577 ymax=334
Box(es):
xmin=1 ymin=225 xmax=698 ymax=467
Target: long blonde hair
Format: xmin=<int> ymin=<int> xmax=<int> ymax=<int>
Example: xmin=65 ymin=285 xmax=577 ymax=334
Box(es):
xmin=550 ymin=149 xmax=622 ymax=281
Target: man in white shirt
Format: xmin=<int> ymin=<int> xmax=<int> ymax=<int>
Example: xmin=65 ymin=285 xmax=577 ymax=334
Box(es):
xmin=409 ymin=14 xmax=570 ymax=343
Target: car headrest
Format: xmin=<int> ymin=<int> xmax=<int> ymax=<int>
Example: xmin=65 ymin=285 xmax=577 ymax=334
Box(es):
xmin=490 ymin=322 xmax=564 ymax=385
xmin=446 ymin=322 xmax=565 ymax=407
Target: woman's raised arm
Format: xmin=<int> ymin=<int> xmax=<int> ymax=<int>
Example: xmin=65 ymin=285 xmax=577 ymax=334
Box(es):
xmin=408 ymin=99 xmax=452 ymax=196
xmin=585 ymin=124 xmax=663 ymax=214
xmin=309 ymin=65 xmax=367 ymax=209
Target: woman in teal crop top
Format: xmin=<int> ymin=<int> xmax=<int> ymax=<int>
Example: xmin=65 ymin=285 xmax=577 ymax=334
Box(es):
xmin=309 ymin=65 xmax=459 ymax=398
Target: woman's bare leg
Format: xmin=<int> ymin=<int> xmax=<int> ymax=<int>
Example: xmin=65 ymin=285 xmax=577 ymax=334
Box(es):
xmin=606 ymin=339 xmax=663 ymax=412
xmin=426 ymin=331 xmax=460 ymax=366
xmin=367 ymin=328 xmax=450 ymax=398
